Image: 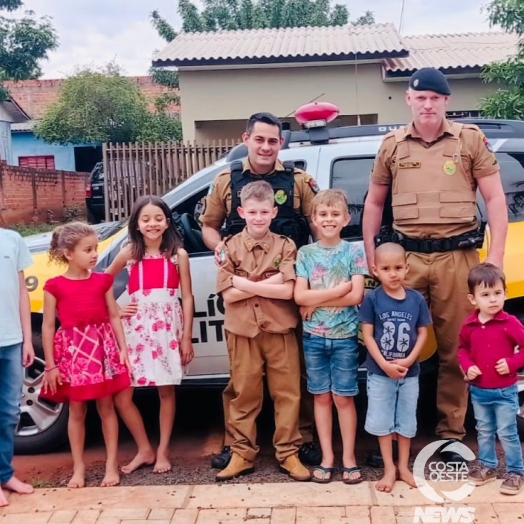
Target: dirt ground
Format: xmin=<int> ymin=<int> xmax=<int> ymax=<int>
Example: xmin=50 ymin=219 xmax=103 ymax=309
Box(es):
xmin=13 ymin=388 xmax=515 ymax=488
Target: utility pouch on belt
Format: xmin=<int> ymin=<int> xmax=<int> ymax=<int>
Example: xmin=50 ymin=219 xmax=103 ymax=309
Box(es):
xmin=374 ymin=222 xmax=486 ymax=254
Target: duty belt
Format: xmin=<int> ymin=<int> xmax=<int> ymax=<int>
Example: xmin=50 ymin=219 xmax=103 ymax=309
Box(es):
xmin=374 ymin=227 xmax=485 ymax=254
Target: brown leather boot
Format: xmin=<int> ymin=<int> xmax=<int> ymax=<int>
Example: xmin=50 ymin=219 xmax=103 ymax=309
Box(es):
xmin=215 ymin=452 xmax=254 ymax=482
xmin=279 ymin=453 xmax=311 ymax=481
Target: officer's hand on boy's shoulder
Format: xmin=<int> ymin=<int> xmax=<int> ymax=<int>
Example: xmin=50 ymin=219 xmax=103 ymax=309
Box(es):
xmin=495 ymin=359 xmax=510 ymax=375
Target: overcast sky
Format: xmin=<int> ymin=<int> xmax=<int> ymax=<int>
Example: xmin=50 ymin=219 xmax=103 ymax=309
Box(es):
xmin=20 ymin=0 xmax=495 ymax=79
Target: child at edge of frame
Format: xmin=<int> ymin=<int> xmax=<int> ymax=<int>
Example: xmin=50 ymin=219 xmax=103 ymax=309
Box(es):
xmin=458 ymin=262 xmax=524 ymax=495
xmin=214 ymin=179 xmax=311 ymax=483
xmin=0 ymin=226 xmax=35 ymax=507
xmin=359 ymin=242 xmax=432 ymax=493
xmin=294 ymin=188 xmax=367 ymax=484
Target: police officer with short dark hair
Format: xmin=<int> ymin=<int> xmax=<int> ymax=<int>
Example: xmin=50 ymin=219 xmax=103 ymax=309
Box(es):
xmin=200 ymin=112 xmax=321 ymax=469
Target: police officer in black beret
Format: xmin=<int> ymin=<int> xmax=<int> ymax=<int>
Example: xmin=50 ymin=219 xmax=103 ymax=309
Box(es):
xmin=363 ymin=67 xmax=507 ymax=474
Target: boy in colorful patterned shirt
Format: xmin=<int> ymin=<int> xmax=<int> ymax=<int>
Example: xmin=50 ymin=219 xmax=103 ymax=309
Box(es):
xmin=295 ymin=189 xmax=367 ymax=484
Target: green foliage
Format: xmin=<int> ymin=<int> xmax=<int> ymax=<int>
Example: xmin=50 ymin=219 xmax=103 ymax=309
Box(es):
xmin=34 ymin=63 xmax=182 ymax=145
xmin=150 ymin=9 xmax=178 ymax=42
xmin=136 ymin=111 xmax=183 ymax=142
xmin=480 ymin=0 xmax=524 ymax=119
xmin=149 ymin=66 xmax=179 ymax=89
xmin=151 ymin=0 xmax=374 ymax=37
xmin=485 ymin=0 xmax=524 ymax=36
xmin=0 ymin=0 xmax=58 ymax=100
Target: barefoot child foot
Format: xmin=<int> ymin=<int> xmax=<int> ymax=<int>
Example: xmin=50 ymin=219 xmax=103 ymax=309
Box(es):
xmin=398 ymin=466 xmax=417 ymax=488
xmin=0 ymin=487 xmax=9 ymax=507
xmin=121 ymin=449 xmax=155 ymax=474
xmin=67 ymin=466 xmax=86 ymax=489
xmin=2 ymin=476 xmax=34 ymax=495
xmin=376 ymin=467 xmax=397 ymax=493
xmin=153 ymin=453 xmax=172 ymax=474
xmin=100 ymin=461 xmax=120 ymax=487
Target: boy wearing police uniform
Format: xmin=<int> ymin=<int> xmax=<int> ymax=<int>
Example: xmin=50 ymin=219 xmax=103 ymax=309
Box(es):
xmin=363 ymin=67 xmax=508 ymax=463
xmin=215 ymin=180 xmax=310 ymax=482
xmin=201 ymin=112 xmax=321 ymax=469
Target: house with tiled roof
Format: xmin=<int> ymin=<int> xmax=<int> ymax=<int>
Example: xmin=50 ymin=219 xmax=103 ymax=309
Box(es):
xmin=152 ymin=23 xmax=518 ymax=142
xmin=3 ymin=76 xmax=179 ymax=171
xmin=0 ymin=98 xmax=29 ymax=165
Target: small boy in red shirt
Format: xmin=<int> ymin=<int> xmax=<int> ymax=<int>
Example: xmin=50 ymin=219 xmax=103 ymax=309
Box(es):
xmin=458 ymin=263 xmax=524 ymax=495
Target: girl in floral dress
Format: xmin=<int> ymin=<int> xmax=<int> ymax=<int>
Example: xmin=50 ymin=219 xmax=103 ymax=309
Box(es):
xmin=41 ymin=222 xmax=131 ymax=489
xmin=107 ymin=195 xmax=194 ymax=474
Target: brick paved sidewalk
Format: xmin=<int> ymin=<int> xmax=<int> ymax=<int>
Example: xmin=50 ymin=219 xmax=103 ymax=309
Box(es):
xmin=1 ymin=480 xmax=523 ymax=524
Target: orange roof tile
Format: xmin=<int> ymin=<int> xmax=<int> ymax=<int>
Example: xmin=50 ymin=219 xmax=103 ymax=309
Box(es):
xmin=3 ymin=76 xmax=179 ymax=120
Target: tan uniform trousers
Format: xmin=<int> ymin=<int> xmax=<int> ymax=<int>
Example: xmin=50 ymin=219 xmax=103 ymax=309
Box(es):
xmin=405 ymin=248 xmax=479 ymax=440
xmin=222 ymin=331 xmax=314 ymax=447
xmin=226 ymin=330 xmax=302 ymax=462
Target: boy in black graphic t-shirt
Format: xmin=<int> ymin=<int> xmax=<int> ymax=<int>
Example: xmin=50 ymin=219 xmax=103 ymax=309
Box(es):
xmin=359 ymin=243 xmax=432 ymax=494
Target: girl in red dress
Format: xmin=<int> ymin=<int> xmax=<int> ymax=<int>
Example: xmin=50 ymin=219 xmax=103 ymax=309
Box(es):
xmin=41 ymin=222 xmax=130 ymax=489
xmin=107 ymin=196 xmax=194 ymax=475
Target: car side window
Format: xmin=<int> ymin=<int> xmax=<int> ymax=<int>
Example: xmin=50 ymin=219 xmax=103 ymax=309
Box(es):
xmin=476 ymin=152 xmax=524 ymax=223
xmin=330 ymin=157 xmax=374 ymax=240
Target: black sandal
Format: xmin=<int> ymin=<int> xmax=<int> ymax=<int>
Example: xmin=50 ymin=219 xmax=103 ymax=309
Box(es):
xmin=311 ymin=465 xmax=334 ymax=484
xmin=343 ymin=466 xmax=363 ymax=484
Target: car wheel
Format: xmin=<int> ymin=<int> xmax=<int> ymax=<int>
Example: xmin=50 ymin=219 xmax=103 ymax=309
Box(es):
xmin=14 ymin=331 xmax=69 ymax=455
xmin=512 ymin=308 xmax=524 ymax=440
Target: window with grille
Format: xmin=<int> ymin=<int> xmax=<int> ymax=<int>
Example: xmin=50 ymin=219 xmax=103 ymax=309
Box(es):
xmin=19 ymin=155 xmax=56 ymax=169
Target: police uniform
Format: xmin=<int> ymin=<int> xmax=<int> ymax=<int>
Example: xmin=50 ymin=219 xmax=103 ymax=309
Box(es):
xmin=371 ymin=68 xmax=500 ymax=440
xmin=216 ymin=229 xmax=302 ymax=463
xmin=200 ymin=159 xmax=318 ymax=246
xmin=201 ymin=158 xmax=318 ymax=453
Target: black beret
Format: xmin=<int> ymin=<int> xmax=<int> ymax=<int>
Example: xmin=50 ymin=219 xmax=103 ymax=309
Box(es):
xmin=409 ymin=67 xmax=451 ymax=96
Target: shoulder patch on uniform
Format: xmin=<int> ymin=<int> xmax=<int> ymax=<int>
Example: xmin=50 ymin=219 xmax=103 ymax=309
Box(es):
xmin=304 ymin=174 xmax=320 ymax=194
xmin=481 ymin=133 xmax=493 ymax=153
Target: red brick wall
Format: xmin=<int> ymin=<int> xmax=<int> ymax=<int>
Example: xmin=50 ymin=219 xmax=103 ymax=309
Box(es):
xmin=0 ymin=161 xmax=88 ymax=226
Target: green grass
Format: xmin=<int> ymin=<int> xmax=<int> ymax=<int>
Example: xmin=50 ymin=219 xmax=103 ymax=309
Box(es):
xmin=10 ymin=223 xmax=56 ymax=237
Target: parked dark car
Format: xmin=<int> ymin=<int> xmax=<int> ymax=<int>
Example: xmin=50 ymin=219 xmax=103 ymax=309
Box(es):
xmin=86 ymin=162 xmax=105 ymax=224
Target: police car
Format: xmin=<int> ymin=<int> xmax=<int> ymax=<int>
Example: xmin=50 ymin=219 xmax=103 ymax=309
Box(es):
xmin=19 ymin=103 xmax=524 ymax=453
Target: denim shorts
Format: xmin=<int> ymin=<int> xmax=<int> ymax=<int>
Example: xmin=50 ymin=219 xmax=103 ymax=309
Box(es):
xmin=302 ymin=333 xmax=359 ymax=396
xmin=365 ymin=372 xmax=419 ymax=438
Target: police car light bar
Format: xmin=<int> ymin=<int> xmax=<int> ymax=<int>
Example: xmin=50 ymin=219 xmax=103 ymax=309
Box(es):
xmin=295 ymin=102 xmax=340 ymax=128
xmin=224 ymin=115 xmax=524 ymax=163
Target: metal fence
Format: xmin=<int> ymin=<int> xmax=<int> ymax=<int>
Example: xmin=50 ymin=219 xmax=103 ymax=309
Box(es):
xmin=103 ymin=140 xmax=239 ymax=221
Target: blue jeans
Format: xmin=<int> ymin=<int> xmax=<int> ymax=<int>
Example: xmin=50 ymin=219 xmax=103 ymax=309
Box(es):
xmin=365 ymin=372 xmax=419 ymax=438
xmin=470 ymin=384 xmax=524 ymax=475
xmin=302 ymin=333 xmax=359 ymax=396
xmin=0 ymin=343 xmax=23 ymax=483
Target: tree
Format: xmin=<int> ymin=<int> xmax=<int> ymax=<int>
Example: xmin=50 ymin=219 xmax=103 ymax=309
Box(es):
xmin=151 ymin=0 xmax=374 ymax=36
xmin=479 ymin=0 xmax=524 ymax=119
xmin=34 ymin=64 xmax=182 ymax=144
xmin=0 ymin=0 xmax=58 ymax=100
